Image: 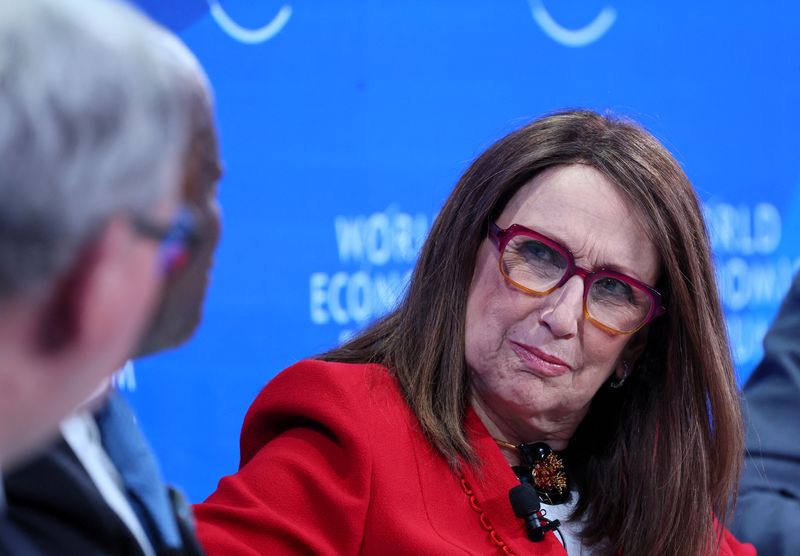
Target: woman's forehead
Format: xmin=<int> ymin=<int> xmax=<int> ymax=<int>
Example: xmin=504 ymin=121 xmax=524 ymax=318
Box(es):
xmin=499 ymin=165 xmax=660 ymax=284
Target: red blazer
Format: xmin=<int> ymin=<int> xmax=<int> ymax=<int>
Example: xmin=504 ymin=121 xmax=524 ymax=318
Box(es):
xmin=195 ymin=360 xmax=754 ymax=555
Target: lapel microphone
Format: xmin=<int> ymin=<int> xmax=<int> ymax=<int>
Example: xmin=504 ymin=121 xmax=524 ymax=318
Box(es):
xmin=508 ymin=483 xmax=561 ymax=542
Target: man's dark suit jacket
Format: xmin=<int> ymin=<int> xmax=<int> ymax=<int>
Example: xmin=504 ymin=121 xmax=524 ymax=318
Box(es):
xmin=2 ymin=435 xmax=203 ymax=556
xmin=0 ymin=514 xmax=46 ymax=556
xmin=732 ymin=272 xmax=800 ymax=554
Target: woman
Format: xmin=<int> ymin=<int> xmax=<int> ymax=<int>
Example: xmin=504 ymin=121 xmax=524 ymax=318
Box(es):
xmin=196 ymin=111 xmax=753 ymax=555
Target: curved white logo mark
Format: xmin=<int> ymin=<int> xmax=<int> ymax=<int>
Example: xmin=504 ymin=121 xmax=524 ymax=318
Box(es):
xmin=208 ymin=1 xmax=291 ymax=44
xmin=527 ymin=0 xmax=616 ymax=47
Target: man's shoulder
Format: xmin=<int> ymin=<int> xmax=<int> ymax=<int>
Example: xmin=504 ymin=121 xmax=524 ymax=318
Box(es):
xmin=0 ymin=514 xmax=48 ymax=556
xmin=3 ymin=436 xmax=143 ymax=555
xmin=4 ymin=419 xmax=204 ymax=556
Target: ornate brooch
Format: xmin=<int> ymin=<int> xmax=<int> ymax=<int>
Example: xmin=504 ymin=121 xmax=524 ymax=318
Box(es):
xmin=530 ymin=449 xmax=568 ymax=504
xmin=497 ymin=440 xmax=571 ymax=505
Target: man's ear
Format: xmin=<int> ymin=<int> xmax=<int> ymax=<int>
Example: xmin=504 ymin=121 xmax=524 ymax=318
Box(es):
xmin=36 ymin=217 xmax=132 ymax=355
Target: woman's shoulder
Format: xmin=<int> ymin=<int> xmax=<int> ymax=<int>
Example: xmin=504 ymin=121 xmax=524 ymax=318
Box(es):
xmin=269 ymin=358 xmax=389 ymax=388
xmin=239 ymin=359 xmax=407 ymax=464
xmin=197 ymin=360 xmax=397 ymax=554
xmin=717 ymin=519 xmax=757 ymax=556
xmin=253 ymin=359 xmax=399 ymax=409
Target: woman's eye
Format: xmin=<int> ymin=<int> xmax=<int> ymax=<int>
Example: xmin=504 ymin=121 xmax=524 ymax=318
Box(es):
xmin=595 ymin=277 xmax=634 ymax=302
xmin=520 ymin=240 xmax=564 ymax=268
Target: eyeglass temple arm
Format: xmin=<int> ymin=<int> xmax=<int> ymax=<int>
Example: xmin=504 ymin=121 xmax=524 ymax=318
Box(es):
xmin=488 ymin=222 xmax=503 ymax=249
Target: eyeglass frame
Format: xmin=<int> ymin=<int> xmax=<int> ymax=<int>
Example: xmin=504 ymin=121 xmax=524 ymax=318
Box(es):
xmin=487 ymin=222 xmax=666 ymax=335
xmin=133 ymin=206 xmax=199 ymax=278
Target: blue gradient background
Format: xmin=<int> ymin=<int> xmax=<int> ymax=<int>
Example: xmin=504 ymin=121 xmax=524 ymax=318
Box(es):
xmin=128 ymin=0 xmax=800 ymax=501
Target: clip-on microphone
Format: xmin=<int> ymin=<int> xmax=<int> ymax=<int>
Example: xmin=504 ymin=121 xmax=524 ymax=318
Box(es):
xmin=509 ymin=483 xmax=561 ymax=542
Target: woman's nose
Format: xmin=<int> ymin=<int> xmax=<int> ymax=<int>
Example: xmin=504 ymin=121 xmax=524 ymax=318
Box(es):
xmin=539 ymin=274 xmax=585 ymax=338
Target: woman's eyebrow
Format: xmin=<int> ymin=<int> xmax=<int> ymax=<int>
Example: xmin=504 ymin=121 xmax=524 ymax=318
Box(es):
xmin=570 ymin=246 xmax=644 ymax=282
xmin=525 ymin=222 xmax=649 ymax=282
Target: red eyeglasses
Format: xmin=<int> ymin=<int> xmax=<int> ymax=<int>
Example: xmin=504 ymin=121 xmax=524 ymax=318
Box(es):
xmin=488 ymin=223 xmax=665 ymax=335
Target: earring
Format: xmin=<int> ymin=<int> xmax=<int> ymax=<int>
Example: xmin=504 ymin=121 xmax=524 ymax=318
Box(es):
xmin=609 ymin=360 xmax=630 ymax=389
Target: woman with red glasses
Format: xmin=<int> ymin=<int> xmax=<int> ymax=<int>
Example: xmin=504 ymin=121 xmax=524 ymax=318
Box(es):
xmin=196 ymin=111 xmax=753 ymax=555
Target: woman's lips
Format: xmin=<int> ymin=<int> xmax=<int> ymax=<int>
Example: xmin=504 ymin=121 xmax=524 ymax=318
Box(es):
xmin=509 ymin=341 xmax=572 ymax=377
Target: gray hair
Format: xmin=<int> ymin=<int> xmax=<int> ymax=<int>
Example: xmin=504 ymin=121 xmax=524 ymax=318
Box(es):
xmin=0 ymin=0 xmax=211 ymax=298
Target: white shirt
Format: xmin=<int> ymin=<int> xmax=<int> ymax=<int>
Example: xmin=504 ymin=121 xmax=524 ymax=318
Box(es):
xmin=541 ymin=496 xmax=609 ymax=555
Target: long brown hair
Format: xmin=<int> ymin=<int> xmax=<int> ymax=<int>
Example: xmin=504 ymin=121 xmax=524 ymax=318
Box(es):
xmin=321 ymin=110 xmax=743 ymax=555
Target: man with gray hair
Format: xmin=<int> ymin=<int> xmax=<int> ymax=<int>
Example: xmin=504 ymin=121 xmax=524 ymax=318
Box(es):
xmin=0 ymin=0 xmax=217 ymax=554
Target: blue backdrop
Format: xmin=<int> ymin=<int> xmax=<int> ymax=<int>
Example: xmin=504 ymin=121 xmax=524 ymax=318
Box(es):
xmin=126 ymin=0 xmax=800 ymax=502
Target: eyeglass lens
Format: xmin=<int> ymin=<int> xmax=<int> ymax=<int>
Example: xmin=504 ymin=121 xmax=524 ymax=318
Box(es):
xmin=500 ymin=235 xmax=653 ymax=333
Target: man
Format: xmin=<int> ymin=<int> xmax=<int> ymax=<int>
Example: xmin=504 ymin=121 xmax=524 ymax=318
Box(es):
xmin=0 ymin=0 xmax=221 ymax=554
xmin=732 ymin=272 xmax=800 ymax=555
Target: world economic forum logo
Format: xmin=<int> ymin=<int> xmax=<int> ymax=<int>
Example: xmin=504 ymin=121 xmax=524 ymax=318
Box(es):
xmin=208 ymin=0 xmax=291 ymax=44
xmin=207 ymin=1 xmax=616 ymax=47
xmin=527 ymin=0 xmax=616 ymax=47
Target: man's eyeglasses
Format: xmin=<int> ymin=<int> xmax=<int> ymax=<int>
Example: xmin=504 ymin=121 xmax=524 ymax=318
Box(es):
xmin=133 ymin=206 xmax=198 ymax=277
xmin=488 ymin=223 xmax=665 ymax=335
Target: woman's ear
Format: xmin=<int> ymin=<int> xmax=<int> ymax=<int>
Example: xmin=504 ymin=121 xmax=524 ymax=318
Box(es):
xmin=616 ymin=327 xmax=651 ymax=380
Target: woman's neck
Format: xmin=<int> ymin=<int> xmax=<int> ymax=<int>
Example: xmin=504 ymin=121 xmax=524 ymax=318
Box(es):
xmin=470 ymin=394 xmax=573 ymax=466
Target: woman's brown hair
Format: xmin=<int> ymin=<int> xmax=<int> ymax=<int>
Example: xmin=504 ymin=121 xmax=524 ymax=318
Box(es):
xmin=321 ymin=110 xmax=744 ymax=555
